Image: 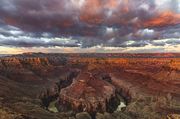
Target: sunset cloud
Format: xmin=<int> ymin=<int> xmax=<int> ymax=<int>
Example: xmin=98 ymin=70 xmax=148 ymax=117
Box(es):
xmin=0 ymin=0 xmax=179 ymax=53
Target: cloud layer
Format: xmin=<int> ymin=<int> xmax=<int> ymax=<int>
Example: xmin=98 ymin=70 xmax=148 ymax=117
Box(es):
xmin=0 ymin=0 xmax=180 ymax=53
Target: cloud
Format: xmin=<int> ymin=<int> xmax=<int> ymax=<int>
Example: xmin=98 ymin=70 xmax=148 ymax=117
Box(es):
xmin=0 ymin=25 xmax=24 ymax=36
xmin=152 ymin=38 xmax=180 ymax=46
xmin=0 ymin=0 xmax=179 ymax=52
xmin=0 ymin=26 xmax=80 ymax=47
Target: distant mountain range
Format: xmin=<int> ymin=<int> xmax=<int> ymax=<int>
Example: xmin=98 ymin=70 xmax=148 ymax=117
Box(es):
xmin=1 ymin=53 xmax=180 ymax=59
xmin=0 ymin=54 xmax=12 ymax=57
xmin=14 ymin=52 xmax=180 ymax=58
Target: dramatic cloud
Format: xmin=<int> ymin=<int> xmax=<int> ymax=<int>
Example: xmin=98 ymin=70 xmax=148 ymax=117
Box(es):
xmin=0 ymin=0 xmax=179 ymax=53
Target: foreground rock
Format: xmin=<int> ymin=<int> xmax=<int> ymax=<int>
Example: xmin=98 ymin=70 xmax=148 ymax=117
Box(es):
xmin=59 ymin=72 xmax=116 ymax=113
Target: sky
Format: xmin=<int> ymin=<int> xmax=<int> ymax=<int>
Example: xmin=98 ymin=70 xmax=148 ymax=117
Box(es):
xmin=0 ymin=0 xmax=180 ymax=54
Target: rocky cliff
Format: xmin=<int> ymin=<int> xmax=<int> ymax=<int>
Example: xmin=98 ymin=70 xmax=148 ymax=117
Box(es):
xmin=0 ymin=53 xmax=180 ymax=119
xmin=59 ymin=72 xmax=116 ymax=113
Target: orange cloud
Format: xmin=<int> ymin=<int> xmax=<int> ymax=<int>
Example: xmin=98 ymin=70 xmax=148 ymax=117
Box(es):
xmin=121 ymin=0 xmax=129 ymax=13
xmin=80 ymin=0 xmax=104 ymax=25
xmin=4 ymin=17 xmax=18 ymax=26
xmin=79 ymin=0 xmax=130 ymax=25
xmin=144 ymin=11 xmax=180 ymax=27
xmin=105 ymin=0 xmax=118 ymax=9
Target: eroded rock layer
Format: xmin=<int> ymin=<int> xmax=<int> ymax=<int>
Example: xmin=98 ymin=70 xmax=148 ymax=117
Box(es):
xmin=0 ymin=53 xmax=180 ymax=119
xmin=59 ymin=72 xmax=116 ymax=113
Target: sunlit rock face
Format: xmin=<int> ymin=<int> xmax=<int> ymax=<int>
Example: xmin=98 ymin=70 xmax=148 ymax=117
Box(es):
xmin=0 ymin=53 xmax=180 ymax=119
xmin=59 ymin=72 xmax=116 ymax=113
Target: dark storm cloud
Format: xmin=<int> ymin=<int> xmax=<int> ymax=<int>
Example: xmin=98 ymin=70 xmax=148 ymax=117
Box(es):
xmin=0 ymin=33 xmax=80 ymax=47
xmin=0 ymin=0 xmax=179 ymax=48
xmin=0 ymin=25 xmax=80 ymax=47
xmin=0 ymin=39 xmax=79 ymax=47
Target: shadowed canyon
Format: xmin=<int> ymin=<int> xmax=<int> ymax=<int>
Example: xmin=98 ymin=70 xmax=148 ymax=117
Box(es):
xmin=0 ymin=53 xmax=180 ymax=119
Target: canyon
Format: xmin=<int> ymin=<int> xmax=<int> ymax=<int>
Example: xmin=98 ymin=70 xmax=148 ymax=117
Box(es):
xmin=0 ymin=53 xmax=180 ymax=119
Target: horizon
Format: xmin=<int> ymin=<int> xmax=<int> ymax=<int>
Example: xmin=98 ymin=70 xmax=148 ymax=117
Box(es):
xmin=1 ymin=51 xmax=180 ymax=55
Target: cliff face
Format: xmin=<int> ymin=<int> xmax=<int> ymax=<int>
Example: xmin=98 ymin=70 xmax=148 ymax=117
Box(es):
xmin=59 ymin=72 xmax=116 ymax=113
xmin=0 ymin=56 xmax=70 ymax=82
xmin=0 ymin=53 xmax=180 ymax=119
xmin=70 ymin=57 xmax=180 ymax=118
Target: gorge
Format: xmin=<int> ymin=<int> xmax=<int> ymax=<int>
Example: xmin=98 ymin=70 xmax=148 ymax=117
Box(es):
xmin=0 ymin=53 xmax=180 ymax=119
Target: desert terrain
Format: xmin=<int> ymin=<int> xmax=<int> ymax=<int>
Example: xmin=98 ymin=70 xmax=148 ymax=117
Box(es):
xmin=0 ymin=53 xmax=180 ymax=119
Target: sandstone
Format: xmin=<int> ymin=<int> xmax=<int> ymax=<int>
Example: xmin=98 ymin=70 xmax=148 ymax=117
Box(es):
xmin=0 ymin=53 xmax=179 ymax=119
xmin=59 ymin=72 xmax=116 ymax=113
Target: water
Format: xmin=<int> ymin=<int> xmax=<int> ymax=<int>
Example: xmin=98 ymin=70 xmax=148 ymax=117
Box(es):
xmin=116 ymin=102 xmax=126 ymax=111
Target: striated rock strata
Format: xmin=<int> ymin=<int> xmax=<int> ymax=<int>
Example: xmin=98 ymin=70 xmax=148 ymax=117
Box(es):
xmin=59 ymin=72 xmax=116 ymax=113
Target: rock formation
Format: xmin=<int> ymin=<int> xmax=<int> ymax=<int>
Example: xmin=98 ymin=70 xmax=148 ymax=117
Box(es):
xmin=59 ymin=72 xmax=116 ymax=113
xmin=0 ymin=53 xmax=180 ymax=119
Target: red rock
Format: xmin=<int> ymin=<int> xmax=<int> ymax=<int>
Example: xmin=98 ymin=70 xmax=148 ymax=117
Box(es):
xmin=59 ymin=72 xmax=116 ymax=113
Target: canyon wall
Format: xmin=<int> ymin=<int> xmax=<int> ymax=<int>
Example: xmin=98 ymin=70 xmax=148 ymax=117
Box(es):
xmin=0 ymin=53 xmax=180 ymax=119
